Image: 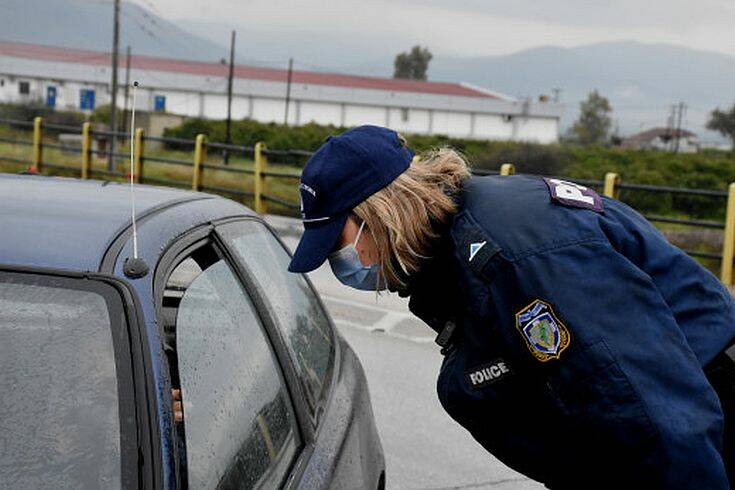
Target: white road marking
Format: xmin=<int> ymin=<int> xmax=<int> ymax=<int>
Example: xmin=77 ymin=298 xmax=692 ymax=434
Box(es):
xmin=370 ymin=311 xmax=405 ymax=332
xmin=321 ymin=293 xmax=410 ymax=315
xmin=333 ymin=319 xmax=435 ymax=344
xmin=322 ymin=293 xmax=429 ymax=337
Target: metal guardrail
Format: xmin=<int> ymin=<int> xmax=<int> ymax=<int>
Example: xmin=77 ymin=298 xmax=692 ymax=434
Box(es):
xmin=2 ymin=116 xmax=735 ymax=284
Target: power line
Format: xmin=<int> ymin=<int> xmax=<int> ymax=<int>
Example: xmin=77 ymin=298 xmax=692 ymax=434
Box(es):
xmin=674 ymin=101 xmax=687 ymax=153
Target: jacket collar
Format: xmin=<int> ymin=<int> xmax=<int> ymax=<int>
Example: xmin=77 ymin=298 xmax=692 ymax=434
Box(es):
xmin=404 ymin=223 xmax=463 ymax=335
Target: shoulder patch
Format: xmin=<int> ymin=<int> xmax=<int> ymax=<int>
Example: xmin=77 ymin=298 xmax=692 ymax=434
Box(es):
xmin=543 ymin=177 xmax=604 ymax=213
xmin=451 ymin=212 xmax=502 ymax=276
xmin=465 ymin=358 xmax=513 ymax=389
xmin=468 ymin=241 xmax=486 ymax=262
xmin=515 ymin=299 xmax=571 ymax=362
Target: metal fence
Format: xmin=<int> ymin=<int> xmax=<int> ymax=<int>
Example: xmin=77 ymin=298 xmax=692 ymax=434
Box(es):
xmin=2 ymin=116 xmax=735 ymax=285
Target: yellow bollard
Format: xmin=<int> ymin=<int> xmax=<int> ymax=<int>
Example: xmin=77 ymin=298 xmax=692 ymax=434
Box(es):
xmin=500 ymin=163 xmax=515 ymax=176
xmin=254 ymin=142 xmax=268 ymax=214
xmin=81 ymin=122 xmax=92 ymax=179
xmin=133 ymin=128 xmax=144 ymax=183
xmin=32 ymin=116 xmax=43 ymax=173
xmin=603 ymin=172 xmax=621 ymax=199
xmin=720 ymin=182 xmax=735 ymax=286
xmin=192 ymin=134 xmax=206 ymax=191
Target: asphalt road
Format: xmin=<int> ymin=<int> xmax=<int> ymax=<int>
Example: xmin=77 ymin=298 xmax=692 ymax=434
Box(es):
xmin=267 ymin=215 xmax=542 ymax=490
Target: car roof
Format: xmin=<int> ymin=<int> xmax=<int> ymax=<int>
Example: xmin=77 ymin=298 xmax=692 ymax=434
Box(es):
xmin=0 ymin=174 xmax=243 ymax=271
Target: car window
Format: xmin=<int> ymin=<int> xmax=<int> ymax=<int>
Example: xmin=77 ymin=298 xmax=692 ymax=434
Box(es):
xmin=217 ymin=220 xmax=335 ymax=420
xmin=0 ymin=273 xmax=127 ymax=489
xmin=162 ymin=245 xmax=299 ymax=489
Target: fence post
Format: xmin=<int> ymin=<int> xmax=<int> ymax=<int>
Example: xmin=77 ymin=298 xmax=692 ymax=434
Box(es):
xmin=604 ymin=172 xmax=621 ymax=199
xmin=32 ymin=116 xmax=43 ymax=173
xmin=81 ymin=122 xmax=92 ymax=179
xmin=254 ymin=142 xmax=268 ymax=215
xmin=134 ymin=128 xmax=145 ymax=183
xmin=192 ymin=134 xmax=206 ymax=191
xmin=721 ymin=182 xmax=735 ymax=286
xmin=500 ymin=163 xmax=515 ymax=176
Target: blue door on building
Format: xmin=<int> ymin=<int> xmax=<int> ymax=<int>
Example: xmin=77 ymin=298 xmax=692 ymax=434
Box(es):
xmin=46 ymin=86 xmax=57 ymax=108
xmin=80 ymin=89 xmax=95 ymax=111
xmin=154 ymin=95 xmax=166 ymax=112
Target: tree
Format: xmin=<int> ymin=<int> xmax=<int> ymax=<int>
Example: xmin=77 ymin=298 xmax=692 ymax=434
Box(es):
xmin=707 ymin=104 xmax=735 ymax=149
xmin=393 ymin=46 xmax=433 ymax=81
xmin=572 ymin=90 xmax=613 ymax=146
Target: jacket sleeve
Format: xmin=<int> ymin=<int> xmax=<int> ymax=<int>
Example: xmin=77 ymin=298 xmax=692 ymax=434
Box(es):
xmin=492 ymin=238 xmax=729 ymax=489
xmin=601 ymin=200 xmax=735 ymax=365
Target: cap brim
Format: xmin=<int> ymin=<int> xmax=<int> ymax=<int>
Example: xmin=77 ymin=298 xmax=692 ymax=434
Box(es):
xmin=288 ymin=213 xmax=349 ymax=273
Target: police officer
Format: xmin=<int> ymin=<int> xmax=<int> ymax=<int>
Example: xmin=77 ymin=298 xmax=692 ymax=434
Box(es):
xmin=287 ymin=125 xmax=735 ymax=489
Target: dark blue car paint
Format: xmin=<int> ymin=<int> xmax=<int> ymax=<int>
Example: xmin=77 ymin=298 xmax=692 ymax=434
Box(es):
xmin=0 ymin=174 xmax=385 ymax=489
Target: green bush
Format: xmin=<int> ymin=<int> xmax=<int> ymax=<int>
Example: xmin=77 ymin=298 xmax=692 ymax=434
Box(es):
xmin=562 ymin=147 xmax=735 ymax=219
xmin=0 ymin=102 xmax=85 ymax=128
xmin=164 ymin=119 xmax=571 ymax=174
xmin=164 ymin=117 xmax=735 ymax=221
xmin=164 ymin=119 xmax=343 ymax=157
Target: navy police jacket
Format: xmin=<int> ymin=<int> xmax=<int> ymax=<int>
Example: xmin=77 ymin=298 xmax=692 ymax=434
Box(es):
xmin=406 ymin=175 xmax=735 ymax=489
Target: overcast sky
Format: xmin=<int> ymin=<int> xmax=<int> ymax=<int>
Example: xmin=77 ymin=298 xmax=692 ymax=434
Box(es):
xmin=129 ymin=0 xmax=735 ymax=59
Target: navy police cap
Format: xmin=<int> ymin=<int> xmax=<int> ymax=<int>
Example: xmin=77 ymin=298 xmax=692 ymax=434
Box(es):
xmin=288 ymin=125 xmax=414 ymax=273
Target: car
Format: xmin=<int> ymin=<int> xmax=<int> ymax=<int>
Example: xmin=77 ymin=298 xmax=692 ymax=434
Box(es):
xmin=0 ymin=173 xmax=385 ymax=489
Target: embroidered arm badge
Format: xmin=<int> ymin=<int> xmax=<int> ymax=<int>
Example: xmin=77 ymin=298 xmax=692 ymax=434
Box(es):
xmin=515 ymin=299 xmax=571 ymax=362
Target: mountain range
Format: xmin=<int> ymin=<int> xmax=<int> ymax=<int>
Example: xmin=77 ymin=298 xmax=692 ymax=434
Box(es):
xmin=3 ymin=0 xmax=734 ymax=143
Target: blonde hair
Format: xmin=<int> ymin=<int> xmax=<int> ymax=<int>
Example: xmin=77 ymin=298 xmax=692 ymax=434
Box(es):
xmin=353 ymin=146 xmax=471 ymax=289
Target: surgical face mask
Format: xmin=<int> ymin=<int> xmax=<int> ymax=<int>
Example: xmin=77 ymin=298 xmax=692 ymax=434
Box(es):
xmin=328 ymin=220 xmax=385 ymax=291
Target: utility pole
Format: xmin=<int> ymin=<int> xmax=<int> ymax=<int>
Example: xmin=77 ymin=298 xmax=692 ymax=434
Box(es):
xmin=674 ymin=101 xmax=686 ymax=153
xmin=224 ymin=30 xmax=236 ymax=164
xmin=122 ymin=45 xmax=131 ymax=134
xmin=666 ymin=104 xmax=676 ymax=152
xmin=552 ymin=88 xmax=562 ymax=103
xmin=109 ymin=0 xmax=121 ymax=171
xmin=284 ymin=57 xmax=293 ymax=126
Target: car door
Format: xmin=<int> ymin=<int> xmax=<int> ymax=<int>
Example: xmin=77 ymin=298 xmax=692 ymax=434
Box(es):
xmin=214 ymin=218 xmax=336 ymax=431
xmin=154 ymin=236 xmax=302 ymax=489
xmin=0 ymin=267 xmax=154 ymax=489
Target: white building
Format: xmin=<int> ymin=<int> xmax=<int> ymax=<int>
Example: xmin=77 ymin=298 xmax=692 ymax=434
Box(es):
xmin=621 ymin=128 xmax=700 ymax=153
xmin=0 ymin=41 xmax=563 ymax=143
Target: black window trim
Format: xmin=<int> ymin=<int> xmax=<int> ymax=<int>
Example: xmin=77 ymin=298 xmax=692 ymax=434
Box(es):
xmin=211 ymin=217 xmax=340 ymax=430
xmin=0 ymin=264 xmax=158 ymax=489
xmin=152 ymin=225 xmax=307 ymax=488
xmin=211 ymin=216 xmax=345 ymax=487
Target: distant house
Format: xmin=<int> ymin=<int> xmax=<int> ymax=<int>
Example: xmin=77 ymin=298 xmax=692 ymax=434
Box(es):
xmin=622 ymin=128 xmax=700 ymax=153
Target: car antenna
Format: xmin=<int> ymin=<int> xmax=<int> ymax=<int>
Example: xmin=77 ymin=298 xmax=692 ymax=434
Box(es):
xmin=123 ymin=81 xmax=149 ymax=279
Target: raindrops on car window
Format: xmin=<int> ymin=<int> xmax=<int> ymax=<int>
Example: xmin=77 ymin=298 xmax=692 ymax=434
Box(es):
xmin=0 ymin=281 xmax=121 ymax=489
xmin=174 ymin=257 xmax=298 ymax=489
xmin=218 ymin=221 xmax=335 ymax=422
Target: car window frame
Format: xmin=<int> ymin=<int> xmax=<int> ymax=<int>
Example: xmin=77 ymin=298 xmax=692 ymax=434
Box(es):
xmin=211 ymin=217 xmax=340 ymax=442
xmin=0 ymin=264 xmax=156 ymax=489
xmin=152 ymin=225 xmax=306 ymax=488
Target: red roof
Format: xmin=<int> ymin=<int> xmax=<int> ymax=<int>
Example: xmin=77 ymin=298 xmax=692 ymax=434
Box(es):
xmin=0 ymin=40 xmax=493 ymax=99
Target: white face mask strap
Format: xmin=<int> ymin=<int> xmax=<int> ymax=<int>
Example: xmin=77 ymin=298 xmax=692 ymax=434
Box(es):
xmin=353 ymin=220 xmax=366 ymax=247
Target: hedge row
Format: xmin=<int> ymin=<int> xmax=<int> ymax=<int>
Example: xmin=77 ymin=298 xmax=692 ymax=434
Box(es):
xmin=0 ymin=103 xmax=85 ymax=128
xmin=3 ymin=103 xmax=732 ymax=221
